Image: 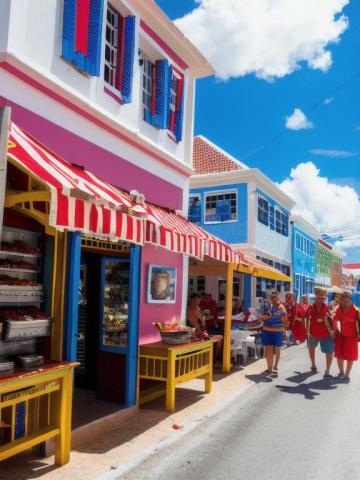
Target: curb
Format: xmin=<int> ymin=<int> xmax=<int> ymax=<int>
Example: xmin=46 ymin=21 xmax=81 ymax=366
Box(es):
xmin=96 ymin=378 xmax=256 ymax=480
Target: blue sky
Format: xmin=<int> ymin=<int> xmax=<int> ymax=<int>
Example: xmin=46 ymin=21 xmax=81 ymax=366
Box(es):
xmin=156 ymin=0 xmax=360 ymax=262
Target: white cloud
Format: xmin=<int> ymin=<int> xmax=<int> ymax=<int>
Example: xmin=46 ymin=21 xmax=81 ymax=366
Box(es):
xmin=323 ymin=97 xmax=334 ymax=105
xmin=285 ymin=109 xmax=314 ymax=131
xmin=175 ymin=0 xmax=349 ymax=80
xmin=310 ymin=149 xmax=357 ymax=158
xmin=354 ymin=125 xmax=360 ymax=133
xmin=278 ymin=162 xmax=360 ymax=251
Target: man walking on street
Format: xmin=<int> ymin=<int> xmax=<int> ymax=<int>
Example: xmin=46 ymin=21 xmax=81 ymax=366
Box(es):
xmin=306 ymin=288 xmax=335 ymax=378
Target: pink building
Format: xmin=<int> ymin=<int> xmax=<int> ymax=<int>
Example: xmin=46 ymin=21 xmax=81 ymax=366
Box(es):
xmin=0 ymin=0 xmax=213 ymax=420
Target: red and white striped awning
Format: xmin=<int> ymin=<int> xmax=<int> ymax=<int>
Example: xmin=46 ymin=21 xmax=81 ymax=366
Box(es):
xmin=8 ymin=123 xmax=144 ymax=244
xmin=7 ymin=123 xmax=246 ymax=264
xmin=145 ymin=204 xmax=244 ymax=264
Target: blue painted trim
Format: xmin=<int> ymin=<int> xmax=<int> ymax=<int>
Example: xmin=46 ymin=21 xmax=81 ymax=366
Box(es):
xmin=243 ymin=274 xmax=252 ymax=309
xmin=64 ymin=232 xmax=81 ymax=361
xmin=125 ymin=245 xmax=141 ymax=407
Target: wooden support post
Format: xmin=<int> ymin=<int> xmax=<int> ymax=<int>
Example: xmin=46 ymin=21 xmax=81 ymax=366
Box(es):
xmin=51 ymin=231 xmax=67 ymax=360
xmin=54 ymin=369 xmax=73 ymax=465
xmin=166 ymin=350 xmax=176 ymax=412
xmin=223 ymin=263 xmax=234 ymax=373
xmin=0 ymin=106 xmax=11 ymax=239
xmin=205 ymin=346 xmax=213 ymax=393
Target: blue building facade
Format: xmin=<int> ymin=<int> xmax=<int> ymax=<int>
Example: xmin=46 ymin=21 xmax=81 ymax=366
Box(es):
xmin=188 ymin=183 xmax=248 ymax=244
xmin=188 ymin=136 xmax=296 ymax=307
xmin=291 ymin=216 xmax=318 ymax=300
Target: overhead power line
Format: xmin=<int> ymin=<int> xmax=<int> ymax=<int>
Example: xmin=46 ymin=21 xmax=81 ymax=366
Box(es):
xmin=238 ymin=71 xmax=360 ymax=163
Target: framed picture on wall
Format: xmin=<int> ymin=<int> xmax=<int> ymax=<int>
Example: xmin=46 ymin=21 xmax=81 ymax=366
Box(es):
xmin=147 ymin=265 xmax=177 ymax=304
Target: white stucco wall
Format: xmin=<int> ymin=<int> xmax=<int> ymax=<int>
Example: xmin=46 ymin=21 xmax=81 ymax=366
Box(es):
xmin=254 ymin=220 xmax=292 ymax=263
xmin=0 ymin=1 xmax=11 ymax=53
xmin=2 ymin=0 xmax=194 ymax=168
xmin=0 ymin=68 xmax=187 ymax=190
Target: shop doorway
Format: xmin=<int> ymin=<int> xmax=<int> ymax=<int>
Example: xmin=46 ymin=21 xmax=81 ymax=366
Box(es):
xmin=74 ymin=251 xmax=131 ymax=405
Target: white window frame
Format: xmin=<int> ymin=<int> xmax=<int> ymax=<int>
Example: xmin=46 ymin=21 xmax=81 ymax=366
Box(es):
xmin=204 ymin=189 xmax=238 ymax=225
xmin=140 ymin=52 xmax=154 ymax=113
xmin=104 ymin=5 xmax=121 ymax=94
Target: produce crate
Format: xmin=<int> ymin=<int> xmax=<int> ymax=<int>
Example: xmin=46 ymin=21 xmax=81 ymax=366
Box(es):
xmin=0 ymin=285 xmax=42 ymax=304
xmin=4 ymin=319 xmax=52 ymax=340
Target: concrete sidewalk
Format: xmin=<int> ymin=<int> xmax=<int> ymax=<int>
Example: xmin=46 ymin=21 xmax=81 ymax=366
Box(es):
xmin=0 ymin=356 xmax=268 ymax=480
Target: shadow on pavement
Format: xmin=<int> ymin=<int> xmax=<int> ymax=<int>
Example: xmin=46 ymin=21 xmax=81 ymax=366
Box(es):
xmin=276 ymin=378 xmax=338 ymax=400
xmin=286 ymin=370 xmax=318 ymax=384
xmin=245 ymin=372 xmax=273 ymax=383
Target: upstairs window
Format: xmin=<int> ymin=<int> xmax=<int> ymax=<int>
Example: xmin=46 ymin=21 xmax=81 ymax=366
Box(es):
xmin=258 ymin=197 xmax=269 ymax=226
xmin=296 ymin=232 xmax=301 ymax=249
xmin=269 ymin=205 xmax=275 ymax=230
xmin=205 ymin=191 xmax=237 ymax=223
xmin=141 ymin=54 xmax=171 ymax=129
xmin=281 ymin=212 xmax=289 ymax=236
xmin=139 ymin=50 xmax=185 ymax=141
xmin=275 ymin=208 xmax=282 ymax=233
xmin=168 ymin=70 xmax=184 ymax=142
xmin=104 ymin=6 xmax=120 ymax=89
xmin=142 ymin=58 xmax=154 ymax=112
xmin=104 ymin=6 xmax=135 ymax=103
xmin=188 ymin=195 xmax=201 ymax=223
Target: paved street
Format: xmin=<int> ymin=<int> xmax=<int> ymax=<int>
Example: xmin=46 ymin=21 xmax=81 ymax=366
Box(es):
xmin=119 ymin=344 xmax=360 ymax=480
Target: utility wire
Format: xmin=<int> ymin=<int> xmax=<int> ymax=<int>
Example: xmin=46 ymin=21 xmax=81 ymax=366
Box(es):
xmin=238 ymin=71 xmax=360 ymax=163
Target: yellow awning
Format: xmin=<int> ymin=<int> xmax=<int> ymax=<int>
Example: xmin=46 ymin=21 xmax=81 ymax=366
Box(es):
xmin=234 ymin=255 xmax=292 ymax=282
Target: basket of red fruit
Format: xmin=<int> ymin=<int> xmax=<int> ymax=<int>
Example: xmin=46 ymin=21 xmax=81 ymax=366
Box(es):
xmin=153 ymin=322 xmax=195 ymax=345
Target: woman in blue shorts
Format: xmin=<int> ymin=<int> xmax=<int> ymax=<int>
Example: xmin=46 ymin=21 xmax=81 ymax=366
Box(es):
xmin=261 ymin=291 xmax=288 ymax=376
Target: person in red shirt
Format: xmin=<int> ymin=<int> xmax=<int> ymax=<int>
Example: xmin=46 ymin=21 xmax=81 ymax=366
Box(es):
xmin=301 ymin=294 xmax=310 ymax=313
xmin=333 ymin=291 xmax=359 ymax=382
xmin=199 ymin=293 xmax=218 ymax=330
xmin=305 ymin=288 xmax=334 ymax=377
xmin=285 ymin=293 xmax=306 ymax=344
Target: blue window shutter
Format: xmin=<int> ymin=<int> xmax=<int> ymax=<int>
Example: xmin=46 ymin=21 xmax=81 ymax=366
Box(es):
xmin=62 ymin=0 xmax=76 ymax=64
xmin=174 ymin=77 xmax=184 ymax=142
xmin=121 ymin=16 xmax=136 ymax=103
xmin=62 ymin=0 xmax=103 ymax=76
xmin=144 ymin=59 xmax=170 ymax=129
xmin=154 ymin=59 xmax=170 ymax=129
xmin=85 ymin=0 xmax=104 ymax=76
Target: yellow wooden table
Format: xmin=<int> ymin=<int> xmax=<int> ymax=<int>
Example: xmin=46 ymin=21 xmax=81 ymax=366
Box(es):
xmin=0 ymin=361 xmax=78 ymax=465
xmin=138 ymin=339 xmax=216 ymax=412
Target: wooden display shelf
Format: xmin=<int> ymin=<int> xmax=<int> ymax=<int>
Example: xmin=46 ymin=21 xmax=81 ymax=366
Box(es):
xmin=0 ymin=250 xmax=40 ymax=259
xmin=0 ymin=267 xmax=38 ymax=274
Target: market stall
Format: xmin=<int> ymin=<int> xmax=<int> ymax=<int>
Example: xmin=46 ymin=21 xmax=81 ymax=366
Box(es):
xmin=0 ymin=222 xmax=78 ymax=464
xmin=0 ymin=122 xmax=145 ymax=464
xmin=189 ymin=255 xmax=292 ymax=373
